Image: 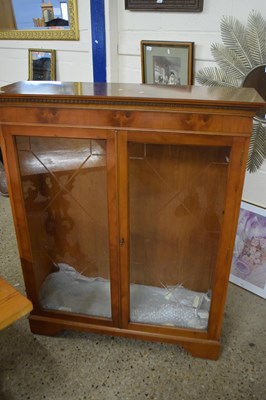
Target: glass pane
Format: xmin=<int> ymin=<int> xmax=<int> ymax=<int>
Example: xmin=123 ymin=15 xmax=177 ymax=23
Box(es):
xmin=16 ymin=136 xmax=111 ymax=318
xmin=129 ymin=143 xmax=230 ymax=330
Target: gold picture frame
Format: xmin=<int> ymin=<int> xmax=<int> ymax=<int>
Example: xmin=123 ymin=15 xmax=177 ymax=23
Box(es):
xmin=141 ymin=41 xmax=194 ymax=85
xmin=0 ymin=0 xmax=79 ymax=40
xmin=28 ymin=49 xmax=56 ymax=81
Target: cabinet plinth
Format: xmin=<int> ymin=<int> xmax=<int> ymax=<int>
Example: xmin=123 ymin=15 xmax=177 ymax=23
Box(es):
xmin=0 ymin=81 xmax=264 ymax=359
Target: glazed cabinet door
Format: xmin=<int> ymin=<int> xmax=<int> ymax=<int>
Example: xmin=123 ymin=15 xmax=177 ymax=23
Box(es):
xmin=3 ymin=126 xmax=120 ymax=327
xmin=118 ymin=130 xmax=243 ymax=337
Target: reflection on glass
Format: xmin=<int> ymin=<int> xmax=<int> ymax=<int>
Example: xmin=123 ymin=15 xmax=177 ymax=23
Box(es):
xmin=128 ymin=143 xmax=230 ymax=330
xmin=60 ymin=2 xmax=68 ymax=21
xmin=16 ymin=136 xmax=111 ymax=318
xmin=11 ymin=0 xmax=69 ymax=30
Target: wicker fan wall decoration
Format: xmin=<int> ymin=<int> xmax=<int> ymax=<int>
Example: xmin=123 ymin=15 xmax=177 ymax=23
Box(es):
xmin=196 ymin=10 xmax=266 ymax=172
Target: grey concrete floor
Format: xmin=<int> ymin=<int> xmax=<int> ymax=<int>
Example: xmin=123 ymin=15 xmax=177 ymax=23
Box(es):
xmin=0 ymin=196 xmax=265 ymax=400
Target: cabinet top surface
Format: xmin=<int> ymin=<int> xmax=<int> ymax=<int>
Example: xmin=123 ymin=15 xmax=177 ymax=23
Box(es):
xmin=0 ymin=81 xmax=264 ymax=110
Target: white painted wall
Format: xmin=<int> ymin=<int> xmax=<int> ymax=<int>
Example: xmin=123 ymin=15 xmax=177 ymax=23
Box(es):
xmin=112 ymin=0 xmax=266 ymax=84
xmin=0 ymin=0 xmax=265 ymax=206
xmin=243 ymin=168 xmax=266 ymax=208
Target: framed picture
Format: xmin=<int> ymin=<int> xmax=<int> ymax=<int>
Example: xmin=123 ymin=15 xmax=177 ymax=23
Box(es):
xmin=141 ymin=41 xmax=194 ymax=85
xmin=230 ymin=201 xmax=266 ymax=299
xmin=125 ymin=0 xmax=203 ymax=12
xmin=28 ymin=49 xmax=56 ymax=81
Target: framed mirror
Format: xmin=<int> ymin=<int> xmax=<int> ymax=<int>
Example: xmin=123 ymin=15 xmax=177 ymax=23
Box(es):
xmin=28 ymin=49 xmax=56 ymax=80
xmin=0 ymin=0 xmax=79 ymax=40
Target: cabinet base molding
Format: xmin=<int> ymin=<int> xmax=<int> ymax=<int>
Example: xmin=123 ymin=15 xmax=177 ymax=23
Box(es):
xmin=29 ymin=314 xmax=221 ymax=360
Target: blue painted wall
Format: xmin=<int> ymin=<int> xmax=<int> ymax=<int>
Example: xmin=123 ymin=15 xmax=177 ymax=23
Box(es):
xmin=90 ymin=0 xmax=107 ymax=83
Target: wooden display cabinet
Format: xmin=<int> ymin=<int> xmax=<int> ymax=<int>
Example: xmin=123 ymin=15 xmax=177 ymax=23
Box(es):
xmin=0 ymin=82 xmax=263 ymax=359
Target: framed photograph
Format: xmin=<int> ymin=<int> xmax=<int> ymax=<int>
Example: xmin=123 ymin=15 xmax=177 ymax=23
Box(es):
xmin=230 ymin=201 xmax=266 ymax=299
xmin=28 ymin=49 xmax=56 ymax=81
xmin=125 ymin=1 xmax=203 ymax=12
xmin=141 ymin=41 xmax=194 ymax=85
